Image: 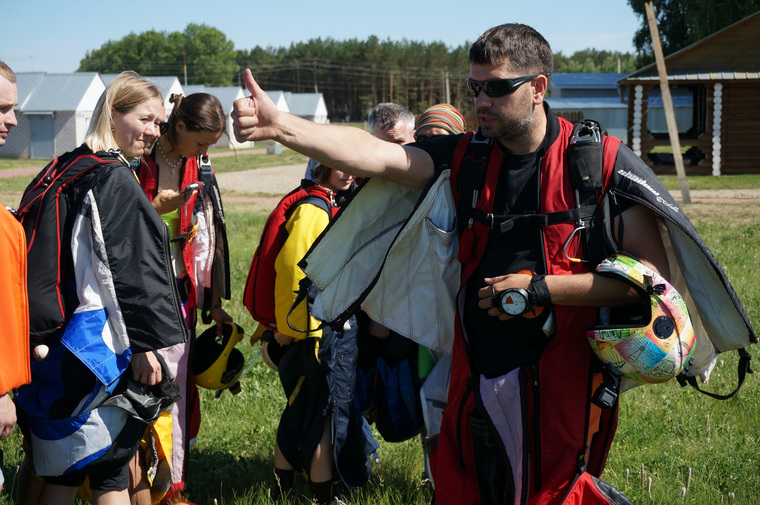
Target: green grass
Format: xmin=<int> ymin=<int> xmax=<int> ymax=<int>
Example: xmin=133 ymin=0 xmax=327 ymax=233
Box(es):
xmin=209 ymin=149 xmax=309 ymax=174
xmin=659 ymin=174 xmax=760 ymax=192
xmin=0 ymin=158 xmax=50 ymax=170
xmin=0 ymin=150 xmax=310 ymax=208
xmin=1 ymin=186 xmax=758 ymax=504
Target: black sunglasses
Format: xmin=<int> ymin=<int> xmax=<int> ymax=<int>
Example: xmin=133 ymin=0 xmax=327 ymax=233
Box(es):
xmin=159 ymin=121 xmax=170 ymax=135
xmin=465 ymin=74 xmax=539 ymax=98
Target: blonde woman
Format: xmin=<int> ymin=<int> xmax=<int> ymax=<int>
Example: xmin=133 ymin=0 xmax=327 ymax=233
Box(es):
xmin=15 ymin=72 xmax=186 ymax=505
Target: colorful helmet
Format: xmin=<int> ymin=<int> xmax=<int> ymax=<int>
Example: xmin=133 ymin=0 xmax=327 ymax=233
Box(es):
xmin=587 ymin=254 xmax=695 ymax=384
xmin=193 ymin=322 xmax=245 ymax=390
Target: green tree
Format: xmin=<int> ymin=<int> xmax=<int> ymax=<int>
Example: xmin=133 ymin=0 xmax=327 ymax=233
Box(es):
xmin=234 ymin=36 xmax=636 ymax=121
xmin=554 ymin=49 xmax=637 ymax=73
xmin=628 ymin=0 xmax=760 ymax=66
xmin=178 ymin=24 xmax=238 ymax=86
xmin=79 ymin=24 xmax=237 ymax=86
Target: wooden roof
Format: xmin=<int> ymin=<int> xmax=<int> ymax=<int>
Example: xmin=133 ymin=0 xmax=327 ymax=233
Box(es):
xmin=621 ymin=9 xmax=760 ymax=83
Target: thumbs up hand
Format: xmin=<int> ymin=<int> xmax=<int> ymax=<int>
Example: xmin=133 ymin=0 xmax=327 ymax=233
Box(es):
xmin=232 ymin=69 xmax=279 ymax=142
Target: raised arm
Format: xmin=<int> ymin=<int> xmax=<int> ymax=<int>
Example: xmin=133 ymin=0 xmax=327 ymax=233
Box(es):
xmin=231 ymin=69 xmax=434 ymax=189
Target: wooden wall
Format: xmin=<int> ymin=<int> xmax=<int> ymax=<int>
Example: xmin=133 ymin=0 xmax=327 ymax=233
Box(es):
xmin=626 ymin=80 xmax=760 ymax=175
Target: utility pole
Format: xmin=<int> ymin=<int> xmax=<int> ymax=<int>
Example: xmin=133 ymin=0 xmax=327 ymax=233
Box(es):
xmin=313 ymin=60 xmax=318 ymax=93
xmin=444 ymin=72 xmax=450 ymax=104
xmin=389 ymin=69 xmax=394 ymax=102
xmin=183 ymin=50 xmax=188 ymax=86
xmin=645 ymin=1 xmax=691 ymax=203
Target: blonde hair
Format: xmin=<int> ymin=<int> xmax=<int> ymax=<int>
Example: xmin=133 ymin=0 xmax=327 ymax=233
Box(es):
xmin=85 ymin=71 xmax=162 ymax=153
xmin=0 ymin=61 xmax=16 ymax=84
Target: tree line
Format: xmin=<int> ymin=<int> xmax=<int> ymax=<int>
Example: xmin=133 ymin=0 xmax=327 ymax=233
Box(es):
xmin=78 ymin=25 xmax=635 ymax=122
xmin=79 ymin=1 xmax=759 ymax=121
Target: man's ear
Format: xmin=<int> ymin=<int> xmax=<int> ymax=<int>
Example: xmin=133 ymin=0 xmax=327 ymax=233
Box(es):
xmin=532 ymin=74 xmax=548 ymax=103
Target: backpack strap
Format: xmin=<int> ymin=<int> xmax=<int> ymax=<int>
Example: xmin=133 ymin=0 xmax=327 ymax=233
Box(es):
xmin=449 ymin=132 xmax=503 ymax=280
xmin=677 ymin=348 xmax=753 ymax=400
xmin=284 ymin=182 xmax=335 ymax=335
xmin=452 ymin=121 xmax=616 ymax=275
xmin=566 ymin=119 xmax=610 ymax=266
xmin=196 ymin=155 xmax=232 ymax=323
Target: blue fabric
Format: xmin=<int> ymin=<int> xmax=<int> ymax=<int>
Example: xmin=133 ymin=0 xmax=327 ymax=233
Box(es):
xmin=61 ymin=309 xmax=131 ymax=391
xmin=353 ymin=364 xmax=376 ymax=415
xmin=375 ymin=356 xmax=422 ymax=442
xmin=28 ymin=410 xmax=91 ymax=441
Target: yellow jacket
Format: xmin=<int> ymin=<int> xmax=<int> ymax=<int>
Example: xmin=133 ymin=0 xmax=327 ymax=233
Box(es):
xmin=274 ymin=201 xmax=331 ymax=339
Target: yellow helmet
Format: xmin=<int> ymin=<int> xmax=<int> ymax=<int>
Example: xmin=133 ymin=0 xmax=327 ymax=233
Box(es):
xmin=193 ymin=322 xmax=245 ymax=390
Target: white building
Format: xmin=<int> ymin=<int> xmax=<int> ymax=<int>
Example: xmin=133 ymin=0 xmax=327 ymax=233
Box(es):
xmin=284 ymin=92 xmax=328 ymax=124
xmin=6 ymin=72 xmax=105 ymax=159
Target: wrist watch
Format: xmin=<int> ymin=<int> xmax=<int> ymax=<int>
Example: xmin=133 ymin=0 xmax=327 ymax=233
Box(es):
xmin=493 ymin=288 xmax=536 ymax=316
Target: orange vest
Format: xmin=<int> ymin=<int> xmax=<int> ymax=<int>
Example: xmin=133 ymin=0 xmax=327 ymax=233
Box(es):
xmin=0 ymin=204 xmax=31 ymax=394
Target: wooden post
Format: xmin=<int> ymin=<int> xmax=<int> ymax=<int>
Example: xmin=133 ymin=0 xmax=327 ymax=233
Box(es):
xmin=645 ymin=1 xmax=691 ymax=203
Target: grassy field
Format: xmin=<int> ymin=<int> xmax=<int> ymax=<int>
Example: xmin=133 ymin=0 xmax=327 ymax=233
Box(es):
xmin=0 ymin=175 xmax=758 ymax=504
xmin=0 ymin=149 xmax=310 ymax=207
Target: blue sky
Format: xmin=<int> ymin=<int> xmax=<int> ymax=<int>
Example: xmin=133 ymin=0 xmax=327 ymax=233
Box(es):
xmin=2 ymin=0 xmax=642 ymax=74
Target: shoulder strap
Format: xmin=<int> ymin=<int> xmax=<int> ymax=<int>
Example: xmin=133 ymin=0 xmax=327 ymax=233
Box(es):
xmin=283 ymin=183 xmax=334 ymax=335
xmin=449 ymin=133 xmax=502 ymax=277
xmin=566 ymin=119 xmax=609 ymax=266
xmin=451 ymin=120 xmax=620 ymax=272
xmin=677 ymin=348 xmax=753 ymax=400
xmin=288 ymin=189 xmax=332 ymax=218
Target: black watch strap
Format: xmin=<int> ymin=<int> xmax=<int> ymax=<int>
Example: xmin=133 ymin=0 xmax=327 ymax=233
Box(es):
xmin=530 ymin=274 xmax=551 ymax=306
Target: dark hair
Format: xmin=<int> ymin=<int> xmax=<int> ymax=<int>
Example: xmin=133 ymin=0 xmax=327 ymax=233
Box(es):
xmin=469 ymin=23 xmax=553 ymax=86
xmin=312 ymin=163 xmax=331 ymax=185
xmin=164 ymin=93 xmax=226 ymax=149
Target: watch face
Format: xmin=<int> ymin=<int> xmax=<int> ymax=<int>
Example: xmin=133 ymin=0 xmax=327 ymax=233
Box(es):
xmin=498 ymin=289 xmax=529 ymax=316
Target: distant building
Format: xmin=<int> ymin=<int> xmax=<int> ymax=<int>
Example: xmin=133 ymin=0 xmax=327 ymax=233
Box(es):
xmin=619 ymin=9 xmax=760 ymax=175
xmin=6 ymin=72 xmax=104 ymax=159
xmin=283 ymin=92 xmax=329 ymax=124
xmin=265 ymin=91 xmax=291 ymax=114
xmin=546 ymin=73 xmax=628 ymax=140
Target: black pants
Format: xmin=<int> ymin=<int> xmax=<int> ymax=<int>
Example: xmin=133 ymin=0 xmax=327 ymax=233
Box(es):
xmin=469 ymin=409 xmax=514 ymax=505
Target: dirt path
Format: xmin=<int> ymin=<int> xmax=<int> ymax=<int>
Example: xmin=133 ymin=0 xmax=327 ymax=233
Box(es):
xmin=215 ymin=164 xmax=306 ymax=197
xmin=216 ymin=166 xmax=760 ymax=204
xmin=4 ymin=158 xmax=760 ymax=205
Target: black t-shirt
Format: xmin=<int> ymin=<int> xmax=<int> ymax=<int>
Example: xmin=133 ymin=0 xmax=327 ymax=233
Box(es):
xmin=413 ymin=116 xmax=561 ymax=377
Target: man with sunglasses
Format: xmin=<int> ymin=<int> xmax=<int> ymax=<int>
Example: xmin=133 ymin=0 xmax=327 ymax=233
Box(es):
xmin=233 ymin=23 xmax=749 ymax=505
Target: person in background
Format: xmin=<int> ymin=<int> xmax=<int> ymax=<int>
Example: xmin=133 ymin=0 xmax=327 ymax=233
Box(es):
xmin=367 ymin=102 xmax=416 ymax=145
xmin=270 ymin=162 xmax=356 ymax=504
xmin=414 ymin=103 xmax=467 ymax=141
xmin=0 ymin=59 xmax=31 ymax=497
xmin=15 ymin=71 xmax=186 ymax=505
xmin=133 ymin=92 xmax=231 ymax=505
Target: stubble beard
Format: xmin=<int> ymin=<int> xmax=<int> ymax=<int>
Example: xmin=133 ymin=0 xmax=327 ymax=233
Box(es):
xmin=478 ymin=97 xmax=537 ymax=147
